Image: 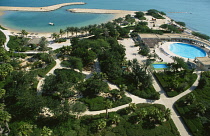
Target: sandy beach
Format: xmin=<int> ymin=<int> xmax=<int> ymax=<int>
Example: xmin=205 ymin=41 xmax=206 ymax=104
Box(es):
xmin=1 ymin=11 xmax=133 ymax=38
xmin=0 ymin=2 xmax=86 ymax=12
xmin=0 ymin=5 xmax=137 ymax=37
xmin=2 ymin=13 xmax=129 ymax=38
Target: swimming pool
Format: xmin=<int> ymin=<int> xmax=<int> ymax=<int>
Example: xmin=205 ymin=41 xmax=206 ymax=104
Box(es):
xmin=152 ymin=64 xmax=168 ymax=69
xmin=169 ymin=43 xmax=206 ymax=59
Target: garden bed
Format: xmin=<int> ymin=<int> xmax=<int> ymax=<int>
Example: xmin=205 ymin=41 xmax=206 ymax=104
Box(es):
xmin=154 ymin=70 xmax=197 ymax=97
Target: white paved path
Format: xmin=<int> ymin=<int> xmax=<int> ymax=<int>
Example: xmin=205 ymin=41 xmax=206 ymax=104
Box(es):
xmin=0 ymin=28 xmax=11 ymax=51
xmin=35 ymin=37 xmax=200 ymax=136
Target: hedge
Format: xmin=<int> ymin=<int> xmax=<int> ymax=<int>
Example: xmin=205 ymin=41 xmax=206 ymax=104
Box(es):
xmin=154 ymin=71 xmax=197 ymax=97
xmin=0 ymin=25 xmax=7 ymax=30
xmin=34 ymin=60 xmax=56 ymax=77
xmin=0 ymin=30 xmax=6 ymax=46
xmin=80 ymin=95 xmax=132 ymax=111
xmin=175 ymin=72 xmax=210 ymax=136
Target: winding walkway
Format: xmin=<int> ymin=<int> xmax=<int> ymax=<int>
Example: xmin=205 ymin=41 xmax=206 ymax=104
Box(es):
xmin=1 ymin=18 xmax=200 ymax=136
xmin=0 ymin=28 xmax=10 ymax=51
xmin=35 ymin=37 xmax=200 ymax=136
xmin=0 ymin=27 xmax=198 ymax=135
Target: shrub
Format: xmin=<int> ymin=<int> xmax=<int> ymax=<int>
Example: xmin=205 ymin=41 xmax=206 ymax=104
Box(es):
xmin=192 ymin=31 xmax=210 ymax=40
xmin=0 ymin=25 xmax=7 ymax=30
xmin=0 ymin=30 xmax=6 ymax=46
xmin=147 ymin=9 xmax=165 ymax=19
xmin=80 ymin=97 xmax=105 ymax=111
xmin=154 ymin=71 xmax=197 ymax=97
xmin=175 ymin=72 xmax=210 ymax=136
xmin=176 ymin=21 xmax=186 ymax=27
xmin=61 ymin=57 xmax=83 ymax=72
xmin=55 ymin=38 xmax=67 ymax=43
xmin=138 ymin=46 xmax=150 ymax=56
xmin=35 ymin=60 xmax=56 ymax=77
xmin=80 ymin=95 xmax=131 ymax=111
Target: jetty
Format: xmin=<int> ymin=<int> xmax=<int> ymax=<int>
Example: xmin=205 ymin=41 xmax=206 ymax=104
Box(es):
xmin=68 ymin=8 xmax=136 ymax=14
xmin=0 ymin=2 xmax=86 ymax=12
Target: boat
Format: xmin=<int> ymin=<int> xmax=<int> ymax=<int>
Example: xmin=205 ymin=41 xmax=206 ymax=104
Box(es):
xmin=48 ymin=22 xmax=54 ymax=26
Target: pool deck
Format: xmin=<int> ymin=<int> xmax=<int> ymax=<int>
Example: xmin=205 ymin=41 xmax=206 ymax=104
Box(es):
xmin=156 ymin=42 xmax=208 ymax=62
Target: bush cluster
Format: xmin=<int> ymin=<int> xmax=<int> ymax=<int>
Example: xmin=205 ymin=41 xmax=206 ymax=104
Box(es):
xmin=154 ymin=71 xmax=197 ymax=97
xmin=175 ymin=71 xmax=210 ymax=136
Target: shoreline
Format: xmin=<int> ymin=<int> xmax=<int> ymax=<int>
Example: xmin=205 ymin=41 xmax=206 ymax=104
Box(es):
xmin=0 ymin=2 xmax=86 ymax=12
xmin=0 ymin=13 xmax=129 ymax=38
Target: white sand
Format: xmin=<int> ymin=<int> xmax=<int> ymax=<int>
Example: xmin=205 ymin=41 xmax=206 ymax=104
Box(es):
xmin=68 ymin=8 xmax=136 ymax=14
xmin=0 ymin=2 xmax=86 ymax=12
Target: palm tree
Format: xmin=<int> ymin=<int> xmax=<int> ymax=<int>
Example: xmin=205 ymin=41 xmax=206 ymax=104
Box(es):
xmin=59 ymin=29 xmax=65 ymax=38
xmin=21 ymin=30 xmax=28 ymax=37
xmin=127 ymin=103 xmax=137 ymax=114
xmin=164 ymin=108 xmax=171 ymax=121
xmin=60 ymin=46 xmax=72 ymax=56
xmin=88 ymin=25 xmax=94 ymax=33
xmin=39 ymin=37 xmax=49 ymax=51
xmin=105 ymin=99 xmax=113 ymax=118
xmin=51 ymin=33 xmax=58 ymax=40
xmin=17 ymin=122 xmax=34 ymax=136
xmin=70 ymin=27 xmax=75 ymax=36
xmin=74 ymin=27 xmax=79 ymax=37
xmin=84 ymin=26 xmax=89 ymax=35
xmin=97 ymin=119 xmax=106 ymax=131
xmin=0 ymin=104 xmax=11 ymax=135
xmin=194 ymin=102 xmax=206 ymax=115
xmin=143 ymin=59 xmax=153 ymax=71
xmin=0 ymin=37 xmax=6 ymax=47
xmin=41 ymin=126 xmax=53 ymax=136
xmin=80 ymin=26 xmax=85 ymax=36
xmin=156 ymin=112 xmax=165 ymax=124
xmin=0 ymin=89 xmax=6 ymax=99
xmin=111 ymin=114 xmax=120 ymax=126
xmin=21 ymin=37 xmax=28 ymax=46
xmin=9 ymin=49 xmax=15 ymax=59
xmin=65 ymin=27 xmax=72 ymax=38
xmin=103 ymin=28 xmax=109 ymax=40
xmin=119 ymin=84 xmax=127 ymax=92
xmin=186 ymin=93 xmax=196 ymax=105
xmin=140 ymin=108 xmax=147 ymax=118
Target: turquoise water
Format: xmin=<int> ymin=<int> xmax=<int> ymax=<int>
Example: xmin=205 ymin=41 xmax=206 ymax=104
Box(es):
xmin=0 ymin=0 xmax=210 ymax=34
xmin=152 ymin=64 xmax=168 ymax=69
xmin=169 ymin=43 xmax=206 ymax=59
xmin=0 ymin=11 xmax=113 ymax=33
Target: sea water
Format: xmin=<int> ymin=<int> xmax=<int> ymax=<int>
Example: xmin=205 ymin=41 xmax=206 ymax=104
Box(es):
xmin=0 ymin=0 xmax=209 ymax=35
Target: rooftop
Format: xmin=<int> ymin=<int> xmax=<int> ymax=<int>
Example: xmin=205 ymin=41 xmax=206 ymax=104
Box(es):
xmin=139 ymin=33 xmax=210 ymax=48
xmin=28 ymin=38 xmax=41 ymax=45
xmin=196 ymin=57 xmax=210 ymax=65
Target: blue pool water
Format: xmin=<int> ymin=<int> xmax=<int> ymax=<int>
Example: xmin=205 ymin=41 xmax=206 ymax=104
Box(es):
xmin=152 ymin=64 xmax=168 ymax=69
xmin=169 ymin=43 xmax=206 ymax=59
xmin=0 ymin=0 xmax=210 ymax=34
